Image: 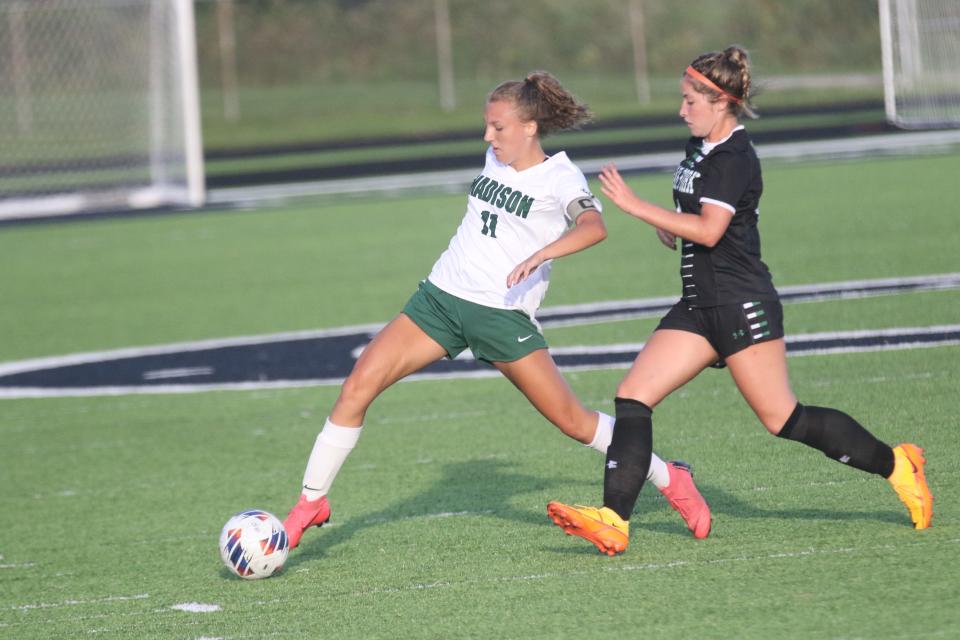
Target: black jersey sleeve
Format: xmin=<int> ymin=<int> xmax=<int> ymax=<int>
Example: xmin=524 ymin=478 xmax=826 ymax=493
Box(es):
xmin=698 ymin=148 xmax=754 ymax=213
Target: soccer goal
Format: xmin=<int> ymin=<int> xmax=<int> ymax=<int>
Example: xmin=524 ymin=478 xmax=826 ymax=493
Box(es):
xmin=0 ymin=0 xmax=204 ymax=220
xmin=879 ymin=0 xmax=960 ymax=129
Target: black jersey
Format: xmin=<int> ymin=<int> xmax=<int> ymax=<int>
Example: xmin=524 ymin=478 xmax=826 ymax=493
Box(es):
xmin=671 ymin=127 xmax=778 ymax=307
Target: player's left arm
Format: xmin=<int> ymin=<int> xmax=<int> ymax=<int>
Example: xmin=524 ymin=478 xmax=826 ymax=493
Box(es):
xmin=506 ymin=198 xmax=606 ymax=288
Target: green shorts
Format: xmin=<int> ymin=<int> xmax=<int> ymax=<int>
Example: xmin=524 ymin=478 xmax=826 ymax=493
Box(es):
xmin=402 ymin=279 xmax=548 ymax=363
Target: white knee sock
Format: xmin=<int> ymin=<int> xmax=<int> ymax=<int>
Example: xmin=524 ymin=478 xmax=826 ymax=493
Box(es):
xmin=587 ymin=411 xmax=615 ymax=453
xmin=588 ymin=411 xmax=671 ymax=489
xmin=300 ymin=418 xmax=363 ymax=501
xmin=646 ymin=453 xmax=670 ymax=489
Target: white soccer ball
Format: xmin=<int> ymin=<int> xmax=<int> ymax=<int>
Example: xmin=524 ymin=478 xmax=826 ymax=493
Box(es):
xmin=219 ymin=509 xmax=289 ymax=580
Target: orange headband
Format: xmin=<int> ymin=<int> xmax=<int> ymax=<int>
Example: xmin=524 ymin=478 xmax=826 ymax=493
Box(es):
xmin=685 ymin=65 xmax=743 ymax=104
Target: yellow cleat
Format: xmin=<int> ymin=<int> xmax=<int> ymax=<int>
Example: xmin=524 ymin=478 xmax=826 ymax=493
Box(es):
xmin=888 ymin=443 xmax=933 ymax=530
xmin=547 ymin=501 xmax=629 ymax=556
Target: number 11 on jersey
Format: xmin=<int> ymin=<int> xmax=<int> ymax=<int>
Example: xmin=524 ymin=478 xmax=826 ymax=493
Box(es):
xmin=480 ymin=210 xmax=498 ymax=237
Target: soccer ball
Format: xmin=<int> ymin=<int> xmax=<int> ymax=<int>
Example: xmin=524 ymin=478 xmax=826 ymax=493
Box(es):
xmin=219 ymin=509 xmax=289 ymax=580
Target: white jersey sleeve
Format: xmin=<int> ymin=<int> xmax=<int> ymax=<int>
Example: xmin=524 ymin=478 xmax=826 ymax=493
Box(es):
xmin=427 ymin=147 xmax=601 ymax=318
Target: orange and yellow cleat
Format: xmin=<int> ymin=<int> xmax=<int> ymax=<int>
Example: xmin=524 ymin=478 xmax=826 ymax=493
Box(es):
xmin=888 ymin=443 xmax=933 ymax=530
xmin=547 ymin=502 xmax=629 ymax=556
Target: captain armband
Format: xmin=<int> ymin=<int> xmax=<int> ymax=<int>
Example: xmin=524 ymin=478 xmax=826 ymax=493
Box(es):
xmin=566 ymin=196 xmax=601 ymax=219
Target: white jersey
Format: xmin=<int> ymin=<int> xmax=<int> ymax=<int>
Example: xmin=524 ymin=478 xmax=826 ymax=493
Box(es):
xmin=427 ymin=147 xmax=600 ymax=318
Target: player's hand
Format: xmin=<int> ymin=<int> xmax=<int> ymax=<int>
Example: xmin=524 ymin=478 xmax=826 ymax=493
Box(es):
xmin=598 ymin=163 xmax=643 ymax=217
xmin=656 ymin=227 xmax=677 ymax=250
xmin=506 ymin=252 xmax=545 ymax=288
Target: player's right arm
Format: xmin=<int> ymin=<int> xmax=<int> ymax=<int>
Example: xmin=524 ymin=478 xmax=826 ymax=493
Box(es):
xmin=600 ymin=163 xmax=731 ymax=248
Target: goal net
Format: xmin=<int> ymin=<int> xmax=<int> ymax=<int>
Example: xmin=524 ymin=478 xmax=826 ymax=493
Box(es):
xmin=879 ymin=0 xmax=960 ymax=129
xmin=0 ymin=0 xmax=204 ymax=220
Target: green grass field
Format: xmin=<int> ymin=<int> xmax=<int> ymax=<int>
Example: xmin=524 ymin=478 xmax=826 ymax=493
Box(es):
xmin=198 ymin=76 xmax=885 ymax=149
xmin=2 ymin=151 xmax=958 ymax=639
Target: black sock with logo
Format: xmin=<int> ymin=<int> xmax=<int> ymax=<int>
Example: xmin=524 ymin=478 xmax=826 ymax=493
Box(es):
xmin=603 ymin=397 xmax=653 ymax=521
xmin=777 ymin=403 xmax=895 ymax=477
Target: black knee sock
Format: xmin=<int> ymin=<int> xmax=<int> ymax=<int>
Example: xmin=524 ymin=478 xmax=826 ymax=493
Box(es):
xmin=777 ymin=403 xmax=895 ymax=477
xmin=603 ymin=397 xmax=653 ymax=521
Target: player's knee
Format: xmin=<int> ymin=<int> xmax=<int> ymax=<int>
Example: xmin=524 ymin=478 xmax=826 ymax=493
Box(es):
xmin=553 ymin=406 xmax=594 ymax=443
xmin=761 ymin=419 xmax=782 ymax=436
xmin=759 ymin=407 xmax=794 ymax=435
xmin=614 ymin=383 xmax=656 ymax=409
xmin=569 ymin=426 xmax=594 ymax=445
xmin=338 ymin=368 xmax=379 ymax=410
xmin=614 ymin=381 xmax=633 ymax=398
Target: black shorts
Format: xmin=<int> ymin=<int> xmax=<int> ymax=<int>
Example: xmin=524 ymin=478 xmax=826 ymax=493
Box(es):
xmin=656 ymin=299 xmax=785 ymax=362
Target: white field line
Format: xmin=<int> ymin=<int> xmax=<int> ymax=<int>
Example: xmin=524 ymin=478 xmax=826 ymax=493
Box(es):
xmin=349 ymin=536 xmax=960 ymax=597
xmin=536 ymin=272 xmax=960 ymax=324
xmin=9 ymin=593 xmax=149 ymax=612
xmin=11 ymin=322 xmax=954 ymax=398
xmin=0 ymin=326 xmax=956 ymax=399
xmin=3 ymin=536 xmax=955 ymax=630
xmin=142 ymin=366 xmax=215 ymax=380
xmin=208 ymin=130 xmax=960 ymax=206
xmin=0 ymin=608 xmax=163 ymax=632
xmin=2 ymin=273 xmax=957 ymax=380
xmin=0 ymin=322 xmax=386 ymax=378
xmin=549 ymin=323 xmax=960 ymax=357
xmin=361 ymin=510 xmax=496 ymax=525
xmin=0 ymin=275 xmax=958 ymax=398
xmin=169 ymin=602 xmax=220 ymax=613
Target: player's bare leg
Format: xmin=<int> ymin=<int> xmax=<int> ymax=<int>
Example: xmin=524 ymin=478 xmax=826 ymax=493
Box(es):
xmin=606 ymin=329 xmax=718 ymax=541
xmin=728 ymin=338 xmax=932 ymax=529
xmin=500 ymin=340 xmax=714 ymax=541
xmin=493 ymin=349 xmax=597 ymax=443
xmin=615 ymin=329 xmax=719 ymax=407
xmin=724 ymin=338 xmax=796 ymax=434
xmin=285 ymin=314 xmax=448 ymax=548
xmin=332 ymin=313 xmax=449 ymax=426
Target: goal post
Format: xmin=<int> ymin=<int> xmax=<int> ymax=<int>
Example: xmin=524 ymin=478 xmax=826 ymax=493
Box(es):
xmin=879 ymin=0 xmax=960 ymax=129
xmin=0 ymin=0 xmax=205 ymax=220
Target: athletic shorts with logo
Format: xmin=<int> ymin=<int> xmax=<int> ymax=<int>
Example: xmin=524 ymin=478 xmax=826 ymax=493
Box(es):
xmin=402 ymin=279 xmax=548 ymax=363
xmin=656 ymin=299 xmax=785 ymax=363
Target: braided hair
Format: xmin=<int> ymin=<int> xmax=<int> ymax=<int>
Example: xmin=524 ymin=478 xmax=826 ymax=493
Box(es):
xmin=687 ymin=45 xmax=758 ymax=119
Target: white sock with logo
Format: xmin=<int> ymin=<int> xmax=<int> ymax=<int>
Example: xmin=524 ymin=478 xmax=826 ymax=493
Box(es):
xmin=589 ymin=411 xmax=671 ymax=489
xmin=300 ymin=418 xmax=363 ymax=501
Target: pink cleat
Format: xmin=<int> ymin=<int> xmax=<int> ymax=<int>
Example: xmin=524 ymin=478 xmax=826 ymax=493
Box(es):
xmin=659 ymin=461 xmax=711 ymax=539
xmin=283 ymin=494 xmax=331 ymax=549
